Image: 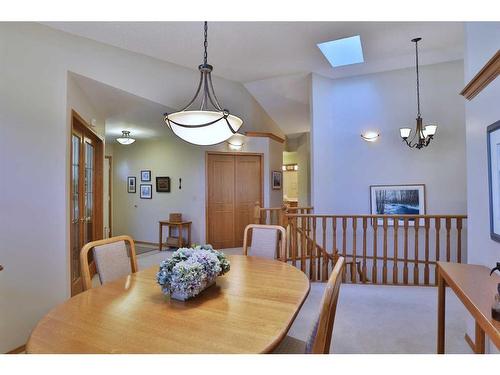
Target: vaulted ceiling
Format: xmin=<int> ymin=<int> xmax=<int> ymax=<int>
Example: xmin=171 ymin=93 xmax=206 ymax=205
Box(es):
xmin=47 ymin=22 xmax=464 ymax=136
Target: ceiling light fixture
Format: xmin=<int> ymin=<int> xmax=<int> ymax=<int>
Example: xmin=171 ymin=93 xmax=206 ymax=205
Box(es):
xmin=116 ymin=130 xmax=136 ymax=145
xmin=360 ymin=131 xmax=380 ymax=142
xmin=226 ymin=133 xmax=245 ymax=151
xmin=163 ymin=22 xmax=243 ymax=146
xmin=399 ymin=38 xmax=437 ymax=149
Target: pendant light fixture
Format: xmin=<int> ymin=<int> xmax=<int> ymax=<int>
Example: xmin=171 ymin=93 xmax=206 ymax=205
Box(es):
xmin=399 ymin=38 xmax=437 ymax=149
xmin=163 ymin=22 xmax=243 ymax=146
xmin=116 ymin=130 xmax=136 ymax=145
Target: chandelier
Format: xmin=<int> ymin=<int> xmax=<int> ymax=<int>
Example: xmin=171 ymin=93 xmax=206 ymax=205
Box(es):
xmin=163 ymin=22 xmax=243 ymax=146
xmin=399 ymin=38 xmax=437 ymax=149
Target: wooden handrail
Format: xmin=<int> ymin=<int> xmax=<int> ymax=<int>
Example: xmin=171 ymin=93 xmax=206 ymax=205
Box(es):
xmin=258 ymin=208 xmax=467 ymax=286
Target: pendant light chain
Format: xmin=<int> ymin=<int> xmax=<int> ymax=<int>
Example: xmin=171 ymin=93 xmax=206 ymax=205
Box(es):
xmin=203 ymin=21 xmax=208 ymax=65
xmin=415 ymin=39 xmax=421 ymax=117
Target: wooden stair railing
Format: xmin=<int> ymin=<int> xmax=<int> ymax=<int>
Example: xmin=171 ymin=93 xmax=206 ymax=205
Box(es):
xmin=285 ymin=213 xmax=467 ymax=286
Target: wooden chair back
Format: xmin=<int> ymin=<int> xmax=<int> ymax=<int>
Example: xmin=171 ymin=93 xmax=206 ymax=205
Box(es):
xmin=243 ymin=224 xmax=287 ymax=260
xmin=311 ymin=256 xmax=345 ymax=354
xmin=80 ymin=235 xmax=138 ymax=291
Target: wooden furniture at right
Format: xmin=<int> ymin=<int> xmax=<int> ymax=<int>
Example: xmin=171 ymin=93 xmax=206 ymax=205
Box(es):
xmin=80 ymin=235 xmax=138 ymax=291
xmin=437 ymin=261 xmax=500 ymax=354
xmin=243 ymin=224 xmax=287 ymax=260
xmin=26 ymin=255 xmax=310 ymax=354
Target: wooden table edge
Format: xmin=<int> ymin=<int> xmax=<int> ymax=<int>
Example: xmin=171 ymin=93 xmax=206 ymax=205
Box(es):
xmin=436 ymin=261 xmax=500 ymax=352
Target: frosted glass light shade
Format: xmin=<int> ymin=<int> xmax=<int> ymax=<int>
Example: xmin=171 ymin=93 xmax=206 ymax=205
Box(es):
xmin=116 ymin=131 xmax=136 ymax=145
xmin=425 ymin=125 xmax=437 ymax=136
xmin=166 ymin=110 xmax=243 ymax=146
xmin=400 ymin=128 xmax=412 ymax=139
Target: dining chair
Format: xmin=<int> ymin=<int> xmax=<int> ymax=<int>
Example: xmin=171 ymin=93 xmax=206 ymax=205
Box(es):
xmin=273 ymin=256 xmax=345 ymax=354
xmin=242 ymin=224 xmax=286 ymax=260
xmin=80 ymin=235 xmax=138 ymax=291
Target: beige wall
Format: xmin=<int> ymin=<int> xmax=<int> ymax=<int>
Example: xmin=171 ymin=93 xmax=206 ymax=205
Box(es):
xmin=111 ymin=136 xmax=283 ymax=244
xmin=0 ymin=22 xmax=281 ymax=352
xmin=284 ymin=132 xmax=311 ymax=206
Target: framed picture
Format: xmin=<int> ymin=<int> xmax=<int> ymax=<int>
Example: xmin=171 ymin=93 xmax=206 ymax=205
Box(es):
xmin=140 ymin=184 xmax=152 ymax=199
xmin=141 ymin=170 xmax=151 ymax=182
xmin=370 ymin=184 xmax=425 ymax=225
xmin=127 ymin=176 xmax=136 ymax=193
xmin=272 ymin=170 xmax=282 ymax=190
xmin=487 ymin=120 xmax=500 ymax=242
xmin=156 ymin=176 xmax=171 ymax=193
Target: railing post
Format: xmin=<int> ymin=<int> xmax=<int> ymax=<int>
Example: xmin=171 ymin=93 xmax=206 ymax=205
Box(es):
xmin=362 ymin=217 xmax=367 ymax=283
xmin=253 ymin=201 xmax=261 ymax=224
xmin=424 ymin=217 xmax=430 ymax=285
xmin=457 ymin=217 xmax=463 ymax=263
xmin=403 ymin=217 xmax=409 ymax=285
xmin=393 ymin=217 xmax=399 ymax=285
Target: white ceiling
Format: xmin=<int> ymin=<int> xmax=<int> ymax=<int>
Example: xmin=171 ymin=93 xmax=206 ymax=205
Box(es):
xmin=53 ymin=22 xmax=464 ymax=135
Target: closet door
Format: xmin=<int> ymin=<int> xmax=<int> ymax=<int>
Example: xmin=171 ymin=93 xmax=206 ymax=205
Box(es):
xmin=234 ymin=155 xmax=262 ymax=247
xmin=206 ymin=153 xmax=263 ymax=249
xmin=207 ymin=154 xmax=236 ymax=249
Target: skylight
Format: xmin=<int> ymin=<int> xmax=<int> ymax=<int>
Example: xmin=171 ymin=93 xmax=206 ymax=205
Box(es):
xmin=317 ymin=35 xmax=364 ymax=68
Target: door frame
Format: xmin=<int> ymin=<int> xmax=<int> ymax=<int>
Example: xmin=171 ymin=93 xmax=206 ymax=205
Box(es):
xmin=205 ymin=151 xmax=264 ymax=246
xmin=70 ymin=110 xmax=104 ymax=296
xmin=105 ymin=155 xmax=112 ymax=238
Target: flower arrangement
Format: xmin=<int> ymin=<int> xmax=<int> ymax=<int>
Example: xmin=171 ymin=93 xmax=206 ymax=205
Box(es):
xmin=156 ymin=244 xmax=230 ymax=301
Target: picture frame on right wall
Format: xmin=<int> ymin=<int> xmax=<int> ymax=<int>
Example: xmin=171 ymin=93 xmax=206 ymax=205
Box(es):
xmin=487 ymin=120 xmax=500 ymax=242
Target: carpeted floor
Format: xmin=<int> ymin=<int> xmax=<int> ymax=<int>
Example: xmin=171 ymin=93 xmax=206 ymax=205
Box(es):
xmin=111 ymin=248 xmax=472 ymax=354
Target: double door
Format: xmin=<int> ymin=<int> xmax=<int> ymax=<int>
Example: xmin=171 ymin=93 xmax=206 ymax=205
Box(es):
xmin=207 ymin=153 xmax=263 ymax=249
xmin=70 ymin=112 xmax=103 ymax=296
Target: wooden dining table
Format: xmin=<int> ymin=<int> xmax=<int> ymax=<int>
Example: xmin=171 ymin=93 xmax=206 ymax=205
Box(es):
xmin=26 ymin=255 xmax=310 ymax=353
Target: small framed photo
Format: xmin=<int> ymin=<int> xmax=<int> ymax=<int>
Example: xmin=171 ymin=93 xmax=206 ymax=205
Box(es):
xmin=127 ymin=176 xmax=136 ymax=193
xmin=272 ymin=170 xmax=282 ymax=190
xmin=156 ymin=176 xmax=171 ymax=193
xmin=487 ymin=120 xmax=500 ymax=242
xmin=141 ymin=170 xmax=151 ymax=182
xmin=370 ymin=184 xmax=425 ymax=225
xmin=140 ymin=184 xmax=152 ymax=199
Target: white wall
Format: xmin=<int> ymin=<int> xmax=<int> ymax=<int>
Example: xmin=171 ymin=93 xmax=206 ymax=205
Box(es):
xmin=0 ymin=22 xmax=281 ymax=352
xmin=111 ymin=136 xmax=282 ymax=244
xmin=463 ymin=22 xmax=500 ymax=354
xmin=311 ymin=61 xmax=466 ymax=216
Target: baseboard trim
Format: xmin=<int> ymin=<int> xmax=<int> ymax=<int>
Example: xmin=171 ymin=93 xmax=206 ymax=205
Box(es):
xmin=135 ymin=240 xmax=160 ymax=247
xmin=6 ymin=344 xmax=25 ymax=354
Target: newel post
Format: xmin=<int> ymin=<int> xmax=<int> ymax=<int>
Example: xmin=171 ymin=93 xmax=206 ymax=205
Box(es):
xmin=254 ymin=201 xmax=261 ymax=224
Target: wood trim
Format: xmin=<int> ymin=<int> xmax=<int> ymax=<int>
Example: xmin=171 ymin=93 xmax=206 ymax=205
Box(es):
xmin=460 ymin=50 xmax=500 ymax=100
xmin=135 ymin=240 xmax=160 ymax=247
xmin=6 ymin=344 xmax=26 ymax=354
xmin=105 ymin=155 xmax=112 ymax=237
xmin=245 ymin=131 xmax=285 ymax=144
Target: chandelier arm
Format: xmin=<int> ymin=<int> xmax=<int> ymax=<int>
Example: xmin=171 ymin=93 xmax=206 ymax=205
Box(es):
xmin=207 ymin=73 xmax=224 ymax=111
xmin=180 ymin=71 xmax=204 ymax=112
xmin=166 ymin=114 xmax=228 ymax=129
xmin=225 ymin=116 xmax=237 ymax=134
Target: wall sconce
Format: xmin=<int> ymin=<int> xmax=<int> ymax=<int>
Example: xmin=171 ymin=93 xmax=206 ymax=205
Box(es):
xmin=227 ymin=134 xmax=245 ymax=151
xmin=360 ymin=131 xmax=380 ymax=142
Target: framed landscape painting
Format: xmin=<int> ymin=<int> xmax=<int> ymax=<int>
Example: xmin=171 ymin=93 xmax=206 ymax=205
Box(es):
xmin=487 ymin=120 xmax=500 ymax=242
xmin=370 ymin=184 xmax=425 ymax=225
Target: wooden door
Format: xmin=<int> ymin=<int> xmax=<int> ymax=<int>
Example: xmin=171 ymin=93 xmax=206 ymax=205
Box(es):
xmin=206 ymin=153 xmax=262 ymax=249
xmin=70 ymin=111 xmax=103 ymax=296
